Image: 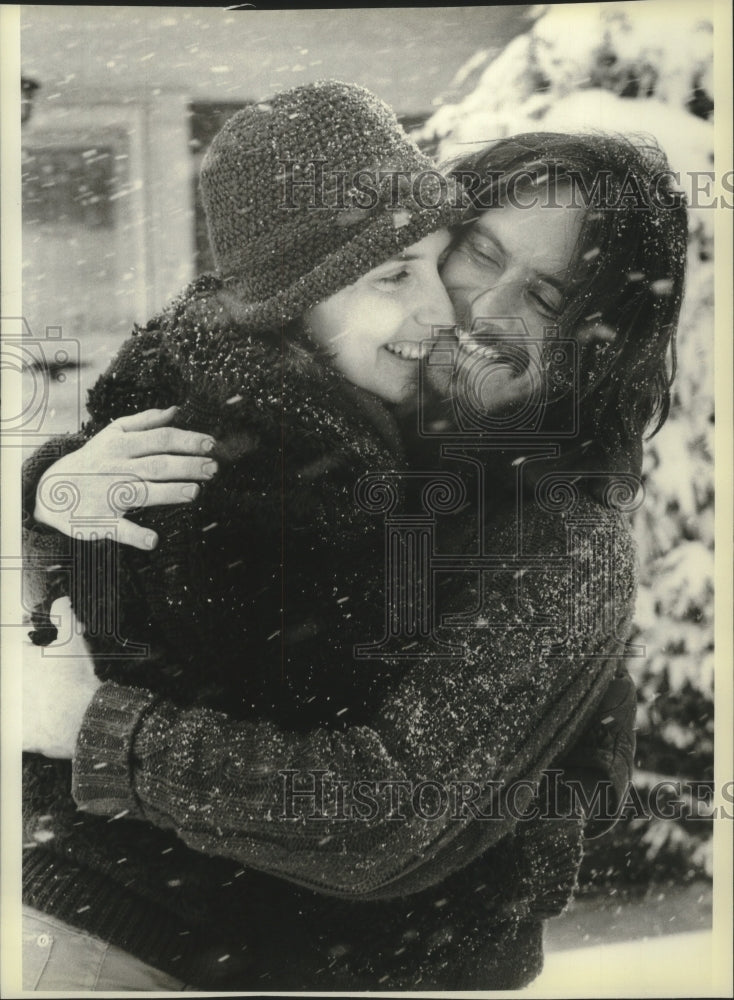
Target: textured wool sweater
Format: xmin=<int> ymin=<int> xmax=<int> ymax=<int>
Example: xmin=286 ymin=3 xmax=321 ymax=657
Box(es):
xmin=23 ymin=275 xmax=638 ymax=989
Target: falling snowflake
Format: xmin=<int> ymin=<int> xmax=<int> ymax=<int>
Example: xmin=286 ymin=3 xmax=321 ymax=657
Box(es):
xmin=392 ymin=210 xmax=413 ymax=229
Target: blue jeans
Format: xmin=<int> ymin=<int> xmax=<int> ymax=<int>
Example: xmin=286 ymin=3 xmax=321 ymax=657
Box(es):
xmin=22 ymin=907 xmax=190 ymax=991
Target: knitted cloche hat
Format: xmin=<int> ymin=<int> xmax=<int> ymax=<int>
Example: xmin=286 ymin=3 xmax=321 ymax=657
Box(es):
xmin=199 ymin=80 xmax=465 ymax=328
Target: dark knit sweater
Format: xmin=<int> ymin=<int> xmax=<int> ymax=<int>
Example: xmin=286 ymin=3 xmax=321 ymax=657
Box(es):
xmin=33 ymin=275 xmax=407 ymax=726
xmin=23 ymin=276 xmax=638 ymax=989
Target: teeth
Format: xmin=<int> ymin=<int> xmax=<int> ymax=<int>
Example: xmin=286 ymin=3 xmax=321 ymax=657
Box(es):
xmin=457 ymin=330 xmax=502 ymax=361
xmin=384 ymin=341 xmax=430 ymax=360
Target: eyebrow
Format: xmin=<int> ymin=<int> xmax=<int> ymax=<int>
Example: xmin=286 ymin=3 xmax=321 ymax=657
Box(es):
xmin=372 ymin=254 xmax=416 ymax=269
xmin=535 ymin=269 xmax=569 ymax=294
xmin=472 ymin=220 xmax=572 ymax=293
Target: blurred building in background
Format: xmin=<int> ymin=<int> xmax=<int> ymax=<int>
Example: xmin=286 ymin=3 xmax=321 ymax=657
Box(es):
xmin=19 ymin=4 xmax=532 ymax=436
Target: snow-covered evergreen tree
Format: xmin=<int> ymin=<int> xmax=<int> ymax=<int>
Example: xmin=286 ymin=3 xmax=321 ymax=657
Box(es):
xmin=419 ymin=0 xmax=716 ymax=892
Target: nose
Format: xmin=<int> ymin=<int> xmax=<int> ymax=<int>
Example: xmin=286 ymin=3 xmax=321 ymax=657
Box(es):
xmin=465 ymin=279 xmax=527 ymax=332
xmin=414 ymin=273 xmax=456 ymax=333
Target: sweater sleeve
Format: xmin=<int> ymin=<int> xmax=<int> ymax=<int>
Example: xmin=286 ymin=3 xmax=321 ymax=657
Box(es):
xmin=72 ymin=501 xmax=639 ymax=900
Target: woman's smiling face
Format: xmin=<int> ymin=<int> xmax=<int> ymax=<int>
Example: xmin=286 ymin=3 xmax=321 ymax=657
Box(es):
xmin=435 ymin=184 xmax=585 ymax=414
xmin=305 ymin=229 xmax=455 ymax=404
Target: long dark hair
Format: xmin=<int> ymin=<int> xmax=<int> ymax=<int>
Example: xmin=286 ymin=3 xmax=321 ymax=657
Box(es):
xmin=449 ymin=132 xmax=688 ymax=479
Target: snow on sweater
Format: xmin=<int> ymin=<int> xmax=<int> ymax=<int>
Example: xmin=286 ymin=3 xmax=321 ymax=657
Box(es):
xmin=23 ymin=275 xmax=638 ymax=989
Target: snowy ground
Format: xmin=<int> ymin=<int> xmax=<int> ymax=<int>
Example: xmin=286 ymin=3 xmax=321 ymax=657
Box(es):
xmin=529 ymin=881 xmax=720 ymax=997
xmin=544 ymin=879 xmax=712 ymax=950
xmin=530 ymin=929 xmax=716 ymax=997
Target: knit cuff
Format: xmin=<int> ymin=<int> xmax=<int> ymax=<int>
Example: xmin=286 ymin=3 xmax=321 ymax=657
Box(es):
xmin=71 ymin=681 xmax=159 ymax=818
xmin=514 ymin=812 xmax=584 ymax=920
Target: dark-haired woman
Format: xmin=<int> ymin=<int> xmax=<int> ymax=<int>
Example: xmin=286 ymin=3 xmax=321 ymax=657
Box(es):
xmin=23 ymin=128 xmax=687 ymax=990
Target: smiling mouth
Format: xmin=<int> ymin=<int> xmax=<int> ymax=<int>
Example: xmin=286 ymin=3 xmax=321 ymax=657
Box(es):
xmin=457 ymin=329 xmax=503 ymax=362
xmin=384 ymin=341 xmax=431 ymax=360
xmin=456 ymin=329 xmax=531 ymax=371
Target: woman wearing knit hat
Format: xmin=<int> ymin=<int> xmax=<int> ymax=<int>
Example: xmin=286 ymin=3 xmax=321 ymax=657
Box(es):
xmin=21 ymin=84 xmax=686 ymax=990
xmin=20 ymin=80 xmax=465 ymax=989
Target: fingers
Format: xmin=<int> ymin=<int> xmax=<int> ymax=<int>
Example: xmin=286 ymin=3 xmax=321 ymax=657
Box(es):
xmin=110 ymin=410 xmax=217 ymax=458
xmin=110 ymin=479 xmax=205 ymax=511
xmin=123 ymin=425 xmax=217 ymax=459
xmin=113 ymin=406 xmax=179 ymax=433
xmin=114 ymin=519 xmax=159 ymax=551
xmin=127 ymin=455 xmax=218 ymax=482
xmin=130 ymin=481 xmax=204 ymax=507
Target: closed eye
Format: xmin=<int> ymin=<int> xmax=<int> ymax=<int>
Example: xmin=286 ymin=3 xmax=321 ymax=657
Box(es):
xmin=375 ymin=268 xmax=411 ymax=286
xmin=462 ymin=234 xmax=502 ymax=269
xmin=528 ymin=287 xmax=563 ymax=318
